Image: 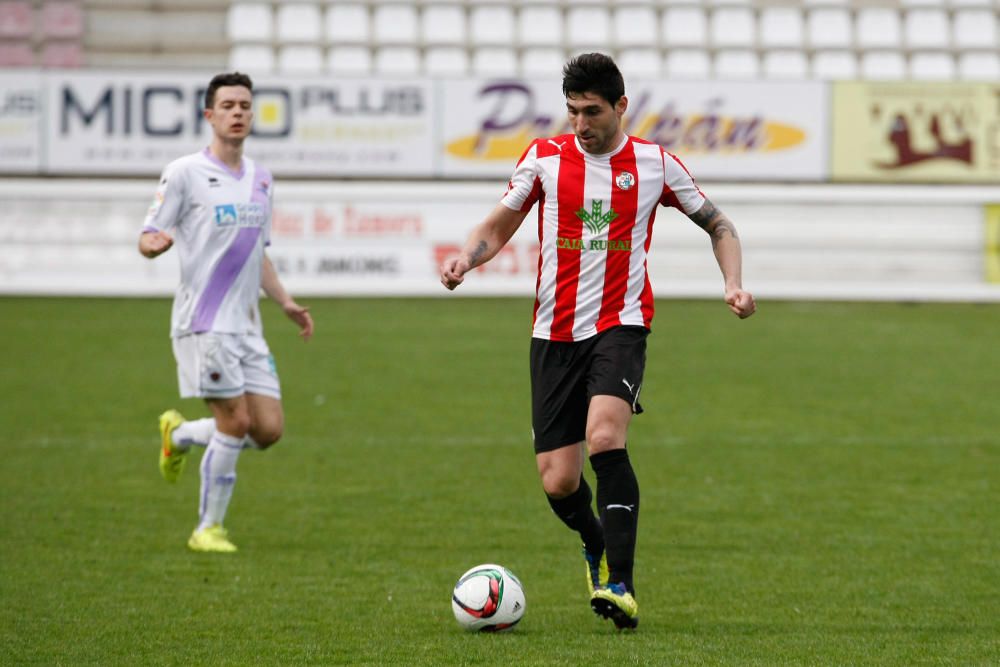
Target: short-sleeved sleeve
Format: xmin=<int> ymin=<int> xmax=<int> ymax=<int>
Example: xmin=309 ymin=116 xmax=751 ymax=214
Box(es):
xmin=142 ymin=161 xmax=187 ymax=234
xmin=500 ymin=141 xmax=543 ymax=213
xmin=265 ymin=180 xmax=273 ymax=247
xmin=659 ymin=150 xmax=705 ymax=215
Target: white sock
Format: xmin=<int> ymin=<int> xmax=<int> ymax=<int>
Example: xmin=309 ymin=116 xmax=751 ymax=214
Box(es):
xmin=243 ymin=435 xmax=263 ymax=450
xmin=172 ymin=418 xmax=215 ymax=449
xmin=197 ymin=430 xmax=243 ymax=530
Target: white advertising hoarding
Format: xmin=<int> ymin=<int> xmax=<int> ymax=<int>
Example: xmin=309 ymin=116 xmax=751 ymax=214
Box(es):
xmin=439 ymin=78 xmax=829 ymax=181
xmin=0 ymin=72 xmax=43 ymax=173
xmin=43 ymin=72 xmax=435 ymax=176
xmin=2 ymin=181 xmax=1000 ymax=302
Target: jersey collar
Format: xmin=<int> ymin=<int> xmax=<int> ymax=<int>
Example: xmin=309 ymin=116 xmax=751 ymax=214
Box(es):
xmin=202 ymin=147 xmax=246 ymax=180
xmin=574 ymin=134 xmax=629 ymax=160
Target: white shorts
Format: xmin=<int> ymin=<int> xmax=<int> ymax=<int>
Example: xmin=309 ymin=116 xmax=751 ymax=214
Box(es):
xmin=172 ymin=332 xmax=281 ymax=400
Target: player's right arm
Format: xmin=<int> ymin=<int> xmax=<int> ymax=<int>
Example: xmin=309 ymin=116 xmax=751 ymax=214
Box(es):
xmin=139 ymin=163 xmax=187 ymax=259
xmin=440 ymin=203 xmax=529 ymax=290
xmin=440 ymin=140 xmax=542 ymax=290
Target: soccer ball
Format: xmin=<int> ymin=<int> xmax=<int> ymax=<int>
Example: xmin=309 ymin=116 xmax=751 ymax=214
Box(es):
xmin=451 ymin=564 xmax=526 ymax=632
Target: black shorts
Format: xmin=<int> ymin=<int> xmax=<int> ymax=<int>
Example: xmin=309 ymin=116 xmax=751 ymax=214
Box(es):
xmin=529 ymin=325 xmax=648 ymax=453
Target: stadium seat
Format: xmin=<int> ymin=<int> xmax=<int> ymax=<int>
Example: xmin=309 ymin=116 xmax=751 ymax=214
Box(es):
xmin=421 ymin=4 xmax=464 ymax=47
xmin=763 ymin=50 xmax=808 ymax=79
xmin=806 ymin=8 xmax=852 ymax=49
xmin=856 ymin=8 xmax=902 ymax=49
xmin=899 ymin=0 xmax=945 ymax=5
xmin=710 ymin=7 xmax=755 ymax=48
xmin=226 ymin=3 xmax=272 ymax=43
xmin=424 ymin=46 xmax=468 ymax=75
xmin=470 ymin=5 xmax=515 ymax=47
xmin=904 ymin=9 xmax=949 ymax=49
xmin=0 ymin=1 xmax=32 ymax=38
xmin=951 ymin=9 xmax=997 ymax=49
xmin=812 ymin=50 xmax=858 ymax=80
xmin=617 ymin=49 xmax=661 ymax=78
xmin=909 ymin=52 xmax=955 ymax=79
xmin=517 ymin=6 xmax=562 ymax=47
xmin=229 ymin=45 xmax=275 ymax=73
xmin=662 ymin=7 xmax=707 ymax=48
xmin=471 ymin=46 xmax=517 ymax=76
xmin=714 ymin=50 xmax=759 ymax=79
xmin=40 ymin=1 xmax=83 ymax=39
xmin=373 ymin=5 xmax=418 ymax=45
xmin=276 ymin=4 xmax=321 ymax=44
xmin=759 ymin=7 xmax=804 ymax=48
xmin=41 ymin=40 xmax=83 ymax=67
xmin=277 ymin=45 xmax=323 ymax=73
xmin=326 ymin=4 xmax=369 ymax=46
xmin=957 ymin=52 xmax=1000 ymax=80
xmin=566 ymin=6 xmax=611 ymax=50
xmin=664 ymin=49 xmax=711 ymax=79
xmin=374 ymin=46 xmax=420 ymax=75
xmin=860 ymin=51 xmax=906 ymax=80
xmin=520 ymin=46 xmax=565 ymax=77
xmin=327 ymin=46 xmax=370 ymax=75
xmin=613 ymin=6 xmax=658 ymax=48
xmin=0 ymin=41 xmax=33 ymax=66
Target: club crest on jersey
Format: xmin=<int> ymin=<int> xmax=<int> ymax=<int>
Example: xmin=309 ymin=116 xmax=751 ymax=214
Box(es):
xmin=615 ymin=171 xmax=635 ymax=191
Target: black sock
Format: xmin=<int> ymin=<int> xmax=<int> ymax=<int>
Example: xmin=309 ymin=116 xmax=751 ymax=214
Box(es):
xmin=546 ymin=476 xmax=604 ymax=557
xmin=590 ymin=448 xmax=639 ymax=595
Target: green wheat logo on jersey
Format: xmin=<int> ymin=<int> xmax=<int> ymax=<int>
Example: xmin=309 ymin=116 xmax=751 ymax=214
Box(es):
xmin=577 ymin=200 xmax=618 ymax=235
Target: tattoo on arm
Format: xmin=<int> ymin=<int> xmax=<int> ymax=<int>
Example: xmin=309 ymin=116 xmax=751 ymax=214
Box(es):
xmin=468 ymin=240 xmax=488 ymax=267
xmin=688 ymin=199 xmax=739 ymax=249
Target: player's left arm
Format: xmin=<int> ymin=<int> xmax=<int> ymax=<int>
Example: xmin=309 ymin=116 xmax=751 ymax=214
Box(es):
xmin=261 ymin=254 xmax=314 ymax=340
xmin=688 ymin=198 xmax=756 ymax=319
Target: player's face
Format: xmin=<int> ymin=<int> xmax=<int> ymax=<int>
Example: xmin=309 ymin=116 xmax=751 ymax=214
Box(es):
xmin=205 ymin=85 xmax=253 ymax=142
xmin=566 ymin=91 xmax=627 ymax=155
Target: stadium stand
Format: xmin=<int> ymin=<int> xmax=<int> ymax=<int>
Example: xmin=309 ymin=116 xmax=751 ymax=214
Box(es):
xmin=0 ymin=1 xmax=996 ymax=80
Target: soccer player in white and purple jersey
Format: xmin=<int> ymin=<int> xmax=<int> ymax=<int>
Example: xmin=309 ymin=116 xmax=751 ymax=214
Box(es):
xmin=139 ymin=72 xmax=314 ymax=554
xmin=440 ymin=53 xmax=756 ymax=629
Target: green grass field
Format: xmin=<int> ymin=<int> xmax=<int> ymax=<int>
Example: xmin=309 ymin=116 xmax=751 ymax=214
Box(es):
xmin=1 ymin=296 xmax=997 ymax=665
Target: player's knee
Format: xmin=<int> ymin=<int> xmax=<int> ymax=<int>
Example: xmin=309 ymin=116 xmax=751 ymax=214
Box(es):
xmin=249 ymin=417 xmax=283 ymax=449
xmin=250 ymin=427 xmax=282 ymax=449
xmin=586 ymin=425 xmax=624 ymax=455
xmin=540 ymin=469 xmax=578 ymax=498
xmin=216 ymin=411 xmax=252 ymax=438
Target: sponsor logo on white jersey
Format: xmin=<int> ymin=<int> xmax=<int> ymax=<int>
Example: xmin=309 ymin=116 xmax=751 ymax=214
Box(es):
xmin=214 ymin=203 xmax=267 ymax=228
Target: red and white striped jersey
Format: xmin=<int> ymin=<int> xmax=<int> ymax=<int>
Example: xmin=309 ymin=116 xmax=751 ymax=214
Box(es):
xmin=501 ymin=133 xmax=705 ymax=342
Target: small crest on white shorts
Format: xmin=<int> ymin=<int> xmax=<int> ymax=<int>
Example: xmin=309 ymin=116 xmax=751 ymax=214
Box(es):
xmin=615 ymin=171 xmax=635 ymax=191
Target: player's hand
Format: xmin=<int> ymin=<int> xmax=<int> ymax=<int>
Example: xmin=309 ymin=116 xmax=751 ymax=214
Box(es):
xmin=141 ymin=230 xmax=174 ymax=258
xmin=440 ymin=256 xmax=470 ymax=291
xmin=725 ymin=288 xmax=756 ymax=319
xmin=283 ymin=301 xmax=314 ymax=341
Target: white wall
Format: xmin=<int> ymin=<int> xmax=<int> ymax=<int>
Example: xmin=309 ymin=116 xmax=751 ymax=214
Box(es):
xmin=1 ymin=179 xmax=998 ymax=302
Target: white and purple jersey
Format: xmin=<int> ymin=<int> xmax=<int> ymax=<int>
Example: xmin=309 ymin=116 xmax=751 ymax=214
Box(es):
xmin=143 ymin=148 xmax=273 ymax=339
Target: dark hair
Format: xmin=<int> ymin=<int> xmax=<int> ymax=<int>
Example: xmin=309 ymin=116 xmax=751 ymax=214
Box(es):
xmin=562 ymin=53 xmax=625 ymax=106
xmin=205 ymin=72 xmax=253 ymax=109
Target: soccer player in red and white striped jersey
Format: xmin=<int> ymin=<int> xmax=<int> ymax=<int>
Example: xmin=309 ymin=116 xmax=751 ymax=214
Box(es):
xmin=441 ymin=53 xmax=756 ymax=629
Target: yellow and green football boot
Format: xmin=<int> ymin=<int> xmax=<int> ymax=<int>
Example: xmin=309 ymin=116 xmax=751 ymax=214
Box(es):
xmin=591 ymin=582 xmax=639 ymax=630
xmin=187 ymin=525 xmax=237 ymax=553
xmin=584 ymin=548 xmax=609 ymax=594
xmin=158 ymin=409 xmax=188 ymax=483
